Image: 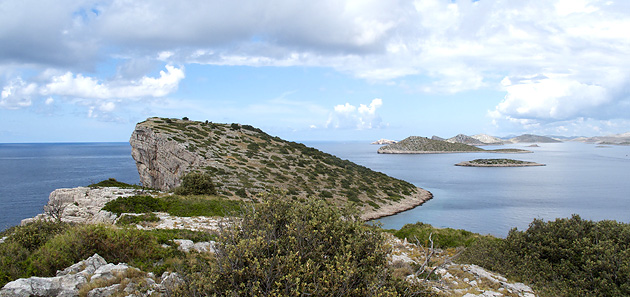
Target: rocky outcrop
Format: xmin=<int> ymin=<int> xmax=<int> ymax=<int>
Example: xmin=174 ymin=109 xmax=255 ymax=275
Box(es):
xmin=0 ymin=254 xmax=184 ymax=297
xmin=447 ymin=134 xmax=486 ymax=146
xmin=388 ymin=236 xmax=537 ymax=297
xmin=471 ymin=134 xmax=505 ymax=145
xmin=21 ymin=187 xmax=144 ymax=225
xmin=371 ymin=139 xmax=397 ymax=145
xmin=130 ymin=122 xmax=204 ymax=191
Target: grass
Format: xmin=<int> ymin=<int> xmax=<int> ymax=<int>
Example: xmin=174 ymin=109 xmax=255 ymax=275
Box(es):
xmin=88 ymin=178 xmax=143 ymax=189
xmin=390 ymin=222 xmax=493 ymax=248
xmin=102 ymin=194 xmax=243 ymax=217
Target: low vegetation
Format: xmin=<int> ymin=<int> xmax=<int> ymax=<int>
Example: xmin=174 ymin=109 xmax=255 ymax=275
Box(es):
xmin=460 ymin=215 xmax=630 ymax=296
xmin=173 ymin=195 xmax=430 ymax=296
xmin=391 ymin=222 xmax=494 ymax=248
xmin=88 ymin=178 xmax=142 ymax=189
xmin=102 ymin=194 xmax=243 ymax=218
xmin=379 ymin=136 xmax=485 ymax=153
xmin=0 ymin=221 xmax=212 ymax=287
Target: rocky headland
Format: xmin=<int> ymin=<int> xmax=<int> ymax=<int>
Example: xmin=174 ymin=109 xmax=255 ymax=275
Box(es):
xmin=130 ymin=117 xmax=431 ymax=220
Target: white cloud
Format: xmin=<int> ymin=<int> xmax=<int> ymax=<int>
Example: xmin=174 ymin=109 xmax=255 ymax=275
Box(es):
xmin=0 ymin=78 xmax=37 ymax=109
xmin=327 ymin=98 xmax=384 ymax=130
xmin=2 ymin=0 xmax=630 ymax=132
xmin=41 ymin=65 xmax=184 ymax=99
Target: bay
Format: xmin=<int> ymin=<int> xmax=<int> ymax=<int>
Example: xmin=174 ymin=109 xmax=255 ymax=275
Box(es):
xmin=307 ymin=141 xmax=630 ymax=237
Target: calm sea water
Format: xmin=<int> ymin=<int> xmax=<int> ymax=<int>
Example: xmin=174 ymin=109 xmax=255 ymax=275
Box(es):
xmin=1 ymin=142 xmax=629 ymax=237
xmin=307 ymin=141 xmax=630 ymax=237
xmin=0 ymin=143 xmax=139 ymax=230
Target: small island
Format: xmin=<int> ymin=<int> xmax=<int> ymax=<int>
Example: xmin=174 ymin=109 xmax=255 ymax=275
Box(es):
xmin=377 ymin=136 xmax=532 ymax=154
xmin=455 ymin=158 xmax=545 ymax=167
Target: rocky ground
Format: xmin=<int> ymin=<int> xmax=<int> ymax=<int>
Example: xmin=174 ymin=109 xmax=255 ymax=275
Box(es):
xmin=4 ymin=187 xmax=537 ymax=296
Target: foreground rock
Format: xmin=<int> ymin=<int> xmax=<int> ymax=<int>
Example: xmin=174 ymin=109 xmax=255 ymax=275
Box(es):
xmin=388 ymin=236 xmax=537 ymax=297
xmin=0 ymin=254 xmax=183 ymax=297
xmin=21 ymin=187 xmax=145 ymax=225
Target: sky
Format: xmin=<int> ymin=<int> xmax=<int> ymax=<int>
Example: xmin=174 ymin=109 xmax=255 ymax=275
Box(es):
xmin=1 ymin=0 xmax=630 ymax=143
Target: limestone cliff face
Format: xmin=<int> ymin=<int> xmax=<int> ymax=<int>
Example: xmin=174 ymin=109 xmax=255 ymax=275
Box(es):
xmin=130 ymin=122 xmax=202 ymax=191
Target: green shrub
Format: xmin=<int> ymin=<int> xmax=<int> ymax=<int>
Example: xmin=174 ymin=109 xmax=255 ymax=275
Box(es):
xmin=28 ymin=224 xmax=174 ymax=277
xmin=102 ymin=195 xmax=165 ymax=214
xmin=460 ymin=215 xmax=630 ymax=296
xmin=116 ymin=213 xmax=160 ymax=225
xmin=394 ymin=222 xmax=486 ymax=249
xmin=88 ymin=178 xmax=141 ymax=189
xmin=175 ymin=195 xmax=428 ymax=296
xmin=174 ymin=172 xmax=217 ymax=196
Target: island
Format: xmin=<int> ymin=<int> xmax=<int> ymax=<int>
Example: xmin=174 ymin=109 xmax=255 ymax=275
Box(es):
xmin=377 ymin=136 xmax=532 ymax=154
xmin=371 ymin=138 xmax=397 ymax=145
xmin=455 ymin=158 xmax=545 ymax=167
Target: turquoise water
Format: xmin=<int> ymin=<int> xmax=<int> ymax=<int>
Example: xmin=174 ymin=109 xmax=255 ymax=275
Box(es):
xmin=1 ymin=141 xmax=629 ymax=237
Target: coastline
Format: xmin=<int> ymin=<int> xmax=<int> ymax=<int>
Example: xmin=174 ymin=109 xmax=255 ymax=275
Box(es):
xmin=377 ymin=149 xmax=532 ymax=154
xmin=361 ymin=187 xmax=433 ymax=221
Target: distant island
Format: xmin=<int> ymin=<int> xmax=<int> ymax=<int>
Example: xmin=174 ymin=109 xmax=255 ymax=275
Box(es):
xmin=456 ymin=158 xmax=545 ymax=167
xmin=377 ymin=136 xmax=532 ymax=154
xmin=371 ymin=139 xmax=397 ymax=145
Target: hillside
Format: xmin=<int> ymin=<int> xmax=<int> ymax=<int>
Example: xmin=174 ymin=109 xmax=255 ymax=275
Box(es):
xmin=509 ymin=134 xmax=562 ymax=143
xmin=378 ymin=136 xmax=531 ymax=154
xmin=130 ymin=117 xmax=431 ymax=219
xmin=572 ymin=132 xmax=630 ymax=145
xmin=471 ymin=133 xmax=505 ymax=145
xmin=378 ymin=136 xmax=486 ymax=153
xmin=446 ymin=134 xmax=487 ymax=145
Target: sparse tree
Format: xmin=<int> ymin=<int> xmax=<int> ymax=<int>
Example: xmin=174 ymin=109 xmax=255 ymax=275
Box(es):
xmin=43 ymin=199 xmax=67 ymax=222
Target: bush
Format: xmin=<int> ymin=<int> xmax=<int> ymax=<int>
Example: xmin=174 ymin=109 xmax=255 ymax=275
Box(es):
xmin=102 ymin=195 xmax=165 ymax=214
xmin=174 ymin=172 xmax=217 ymax=196
xmin=175 ymin=195 xmax=428 ymax=296
xmin=460 ymin=215 xmax=630 ymax=296
xmin=27 ymin=224 xmax=174 ymax=277
xmin=393 ymin=222 xmax=487 ymax=249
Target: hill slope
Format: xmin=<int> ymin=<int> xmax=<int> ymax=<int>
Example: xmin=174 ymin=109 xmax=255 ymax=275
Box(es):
xmin=130 ymin=117 xmax=431 ymax=219
xmin=378 ymin=136 xmax=486 ymax=153
xmin=509 ymin=134 xmax=562 ymax=143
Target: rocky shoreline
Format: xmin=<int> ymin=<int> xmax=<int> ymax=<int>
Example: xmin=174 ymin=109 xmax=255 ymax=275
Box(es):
xmin=361 ymin=187 xmax=433 ymax=220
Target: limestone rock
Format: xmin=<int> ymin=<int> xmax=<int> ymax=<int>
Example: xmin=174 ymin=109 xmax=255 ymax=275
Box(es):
xmin=174 ymin=239 xmax=216 ymax=253
xmin=130 ymin=123 xmax=202 ymax=191
xmin=0 ymin=253 xmax=183 ymax=297
xmin=21 ymin=187 xmax=142 ymax=225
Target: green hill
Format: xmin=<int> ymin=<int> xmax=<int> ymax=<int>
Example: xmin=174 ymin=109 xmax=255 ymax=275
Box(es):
xmin=130 ymin=117 xmax=431 ymax=219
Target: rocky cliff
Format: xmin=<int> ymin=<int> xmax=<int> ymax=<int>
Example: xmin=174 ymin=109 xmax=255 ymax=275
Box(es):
xmin=129 ymin=117 xmax=432 ymax=220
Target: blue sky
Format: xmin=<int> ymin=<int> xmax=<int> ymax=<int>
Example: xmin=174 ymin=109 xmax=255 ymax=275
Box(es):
xmin=2 ymin=0 xmax=630 ymax=142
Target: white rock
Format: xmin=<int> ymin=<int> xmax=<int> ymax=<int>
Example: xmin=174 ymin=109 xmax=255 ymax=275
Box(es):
xmin=91 ymin=263 xmax=131 ymax=282
xmin=174 ymin=239 xmax=215 ymax=253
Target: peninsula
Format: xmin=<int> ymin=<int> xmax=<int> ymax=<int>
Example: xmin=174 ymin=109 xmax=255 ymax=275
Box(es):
xmin=130 ymin=117 xmax=432 ymax=220
xmin=455 ymin=158 xmax=546 ymax=167
xmin=377 ymin=136 xmax=531 ymax=154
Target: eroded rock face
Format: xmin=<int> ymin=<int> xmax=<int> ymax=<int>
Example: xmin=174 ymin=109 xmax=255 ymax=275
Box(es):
xmin=130 ymin=123 xmax=202 ymax=191
xmin=21 ymin=187 xmax=142 ymax=226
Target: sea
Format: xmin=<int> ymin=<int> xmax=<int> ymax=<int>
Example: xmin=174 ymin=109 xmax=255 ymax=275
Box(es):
xmin=1 ymin=141 xmax=629 ymax=237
